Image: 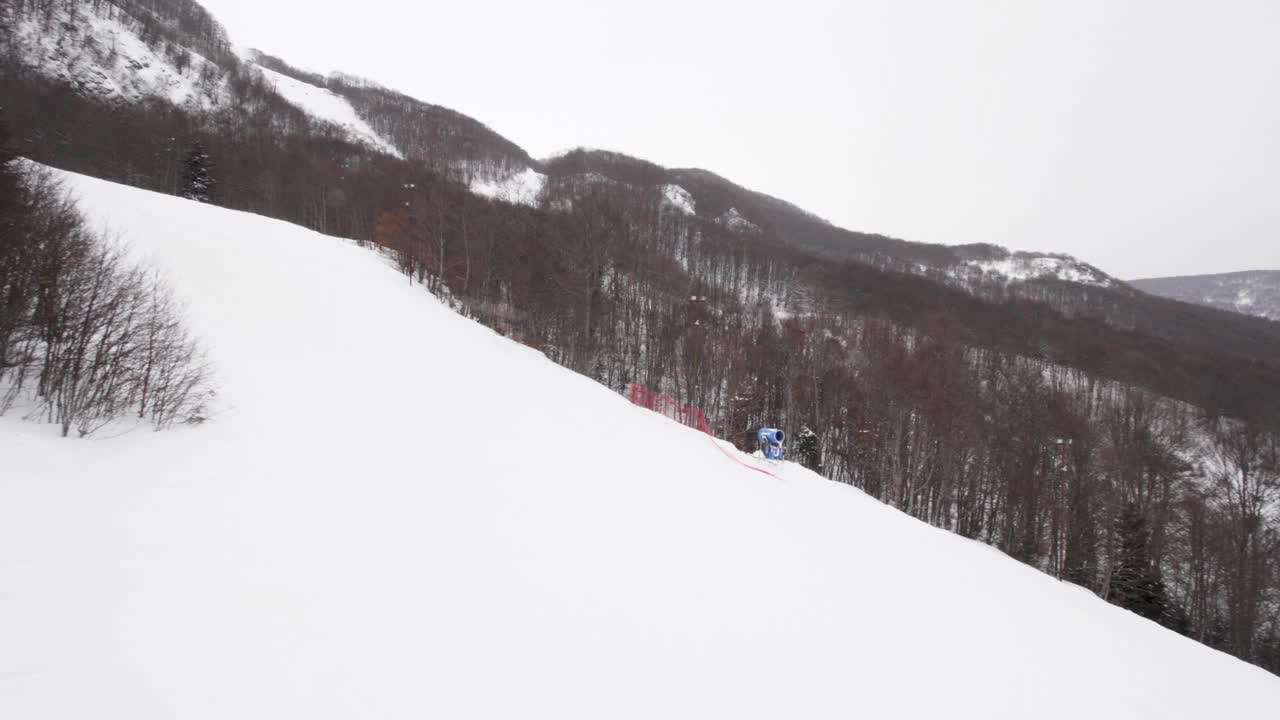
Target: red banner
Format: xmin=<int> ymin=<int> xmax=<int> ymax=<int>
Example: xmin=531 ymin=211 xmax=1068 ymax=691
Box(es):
xmin=628 ymin=384 xmax=709 ymax=433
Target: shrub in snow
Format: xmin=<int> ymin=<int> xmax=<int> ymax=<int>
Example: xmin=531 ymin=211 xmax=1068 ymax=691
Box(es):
xmin=0 ymin=159 xmax=213 ymax=436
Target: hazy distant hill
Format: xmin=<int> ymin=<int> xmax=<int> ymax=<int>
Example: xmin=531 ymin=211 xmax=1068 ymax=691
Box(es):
xmin=1132 ymin=270 xmax=1280 ymax=322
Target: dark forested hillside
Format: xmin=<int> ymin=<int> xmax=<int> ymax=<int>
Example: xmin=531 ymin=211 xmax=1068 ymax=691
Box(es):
xmin=546 ymin=149 xmax=1280 ymax=370
xmin=3 ymin=0 xmax=1279 ymax=676
xmin=330 ymin=76 xmax=531 ymax=178
xmin=542 ymin=149 xmax=965 ymax=267
xmin=246 ymin=50 xmax=531 ymax=181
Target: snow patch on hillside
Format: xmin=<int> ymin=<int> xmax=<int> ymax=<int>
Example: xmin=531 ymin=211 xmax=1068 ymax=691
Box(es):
xmin=718 ymin=207 xmax=760 ymax=233
xmin=254 ymin=66 xmax=402 ymax=158
xmin=470 ymin=167 xmax=547 ymax=207
xmin=661 ymin=184 xmax=696 ymax=215
xmin=7 ymin=2 xmax=228 ymax=110
xmin=967 ymin=255 xmax=1114 ymax=287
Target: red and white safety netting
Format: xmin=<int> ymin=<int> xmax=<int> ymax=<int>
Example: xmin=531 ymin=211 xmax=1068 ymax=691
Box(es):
xmin=627 ymin=383 xmax=709 ymax=433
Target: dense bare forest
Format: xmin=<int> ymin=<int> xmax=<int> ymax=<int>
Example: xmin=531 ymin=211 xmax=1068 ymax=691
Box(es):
xmin=3 ymin=0 xmax=1278 ymax=674
xmin=0 ymin=129 xmax=211 ymax=435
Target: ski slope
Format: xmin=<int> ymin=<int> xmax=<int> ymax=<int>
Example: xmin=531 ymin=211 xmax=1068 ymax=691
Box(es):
xmin=255 ymin=65 xmax=402 ymax=158
xmin=1 ymin=168 xmax=1277 ymax=719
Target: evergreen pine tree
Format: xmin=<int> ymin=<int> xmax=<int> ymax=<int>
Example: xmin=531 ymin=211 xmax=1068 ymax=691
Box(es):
xmin=797 ymin=426 xmax=822 ymax=473
xmin=0 ymin=115 xmax=15 ymax=167
xmin=0 ymin=115 xmax=22 ymax=245
xmin=179 ymin=141 xmax=213 ymax=203
xmin=0 ymin=114 xmax=19 ymax=199
xmin=1107 ymin=502 xmax=1171 ymax=624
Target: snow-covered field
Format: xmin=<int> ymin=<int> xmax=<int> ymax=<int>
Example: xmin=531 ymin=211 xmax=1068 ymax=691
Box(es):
xmin=1 ymin=169 xmax=1277 ymax=718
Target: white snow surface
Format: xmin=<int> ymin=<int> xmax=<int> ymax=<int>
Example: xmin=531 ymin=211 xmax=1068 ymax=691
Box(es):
xmin=254 ymin=65 xmax=403 ymax=158
xmin=469 ymin=167 xmax=547 ymax=207
xmin=7 ymin=2 xmax=228 ymax=110
xmin=2 ymin=168 xmax=1278 ymax=719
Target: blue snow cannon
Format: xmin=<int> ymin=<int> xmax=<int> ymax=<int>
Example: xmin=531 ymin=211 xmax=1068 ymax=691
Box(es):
xmin=758 ymin=427 xmax=786 ymax=460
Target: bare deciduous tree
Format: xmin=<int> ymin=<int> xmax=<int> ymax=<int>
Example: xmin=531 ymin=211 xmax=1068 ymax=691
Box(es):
xmin=0 ymin=161 xmax=212 ymax=436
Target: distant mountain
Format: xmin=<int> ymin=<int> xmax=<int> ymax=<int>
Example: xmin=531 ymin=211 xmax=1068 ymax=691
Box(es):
xmin=2 ymin=0 xmax=529 ymax=179
xmin=539 ymin=149 xmax=1118 ymax=289
xmin=1132 ymin=271 xmax=1280 ymax=321
xmin=1 ymin=0 xmax=1116 ymax=293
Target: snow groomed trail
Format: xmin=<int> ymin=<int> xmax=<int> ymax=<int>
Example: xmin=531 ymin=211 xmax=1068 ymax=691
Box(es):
xmin=1 ymin=168 xmax=1277 ymax=719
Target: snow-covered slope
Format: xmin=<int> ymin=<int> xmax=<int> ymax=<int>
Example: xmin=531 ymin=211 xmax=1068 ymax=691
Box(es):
xmin=1 ymin=169 xmax=1277 ymax=719
xmin=6 ymin=1 xmax=229 ymax=110
xmin=253 ymin=65 xmax=402 ymax=158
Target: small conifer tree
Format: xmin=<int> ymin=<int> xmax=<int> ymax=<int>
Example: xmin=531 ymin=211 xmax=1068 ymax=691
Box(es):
xmin=179 ymin=141 xmax=213 ymax=203
xmin=1107 ymin=502 xmax=1171 ymax=625
xmin=797 ymin=426 xmax=822 ymax=473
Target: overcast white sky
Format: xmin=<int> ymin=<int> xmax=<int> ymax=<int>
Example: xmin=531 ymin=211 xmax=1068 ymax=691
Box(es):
xmin=201 ymin=0 xmax=1279 ymax=279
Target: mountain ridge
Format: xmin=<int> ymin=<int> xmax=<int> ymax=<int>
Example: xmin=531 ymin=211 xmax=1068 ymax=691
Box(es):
xmin=0 ymin=0 xmax=1193 ymax=297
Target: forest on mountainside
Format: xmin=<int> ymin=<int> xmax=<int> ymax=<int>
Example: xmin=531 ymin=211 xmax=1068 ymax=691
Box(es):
xmin=3 ymin=0 xmax=1279 ymax=674
xmin=553 ymin=150 xmax=1280 ymax=375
